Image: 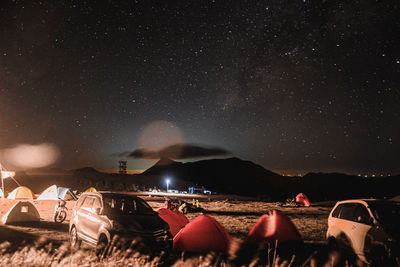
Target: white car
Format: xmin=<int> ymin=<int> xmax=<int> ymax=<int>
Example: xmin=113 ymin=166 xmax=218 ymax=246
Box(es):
xmin=326 ymin=199 xmax=400 ymax=264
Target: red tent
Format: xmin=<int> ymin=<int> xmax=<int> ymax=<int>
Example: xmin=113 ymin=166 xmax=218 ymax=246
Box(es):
xmin=295 ymin=193 xmax=311 ymax=207
xmin=157 ymin=208 xmax=189 ymax=237
xmin=173 ymin=215 xmax=231 ymax=253
xmin=246 ymin=210 xmax=302 ymax=244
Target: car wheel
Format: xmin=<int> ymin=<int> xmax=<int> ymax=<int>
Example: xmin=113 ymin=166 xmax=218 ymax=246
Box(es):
xmin=70 ymin=226 xmax=81 ymax=250
xmin=96 ymin=235 xmax=109 ymax=259
xmin=328 ymin=237 xmax=339 ymax=251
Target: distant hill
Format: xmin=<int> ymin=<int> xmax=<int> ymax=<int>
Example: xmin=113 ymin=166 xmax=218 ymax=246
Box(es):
xmin=4 ymin=157 xmax=399 ymax=201
xmin=142 ymin=157 xmax=293 ymax=199
xmin=140 ymin=157 xmax=400 ymax=200
xmin=143 ymin=157 xmax=184 ymax=176
xmin=73 ymin=167 xmax=99 ymax=174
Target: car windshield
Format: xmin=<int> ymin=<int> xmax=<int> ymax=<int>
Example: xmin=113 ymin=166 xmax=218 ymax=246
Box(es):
xmin=103 ymin=195 xmax=154 ymax=215
xmin=369 ymin=202 xmax=400 ymax=225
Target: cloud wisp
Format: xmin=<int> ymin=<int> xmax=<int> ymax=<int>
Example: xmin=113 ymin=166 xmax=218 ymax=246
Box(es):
xmin=120 ymin=143 xmax=230 ymax=160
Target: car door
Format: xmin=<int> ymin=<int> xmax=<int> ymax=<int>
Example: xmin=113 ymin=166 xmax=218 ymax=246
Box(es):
xmin=85 ymin=196 xmax=103 ymax=241
xmin=350 ymin=204 xmax=373 ymax=257
xmin=77 ymin=196 xmax=95 ymax=242
xmin=336 ymin=203 xmax=357 ymax=252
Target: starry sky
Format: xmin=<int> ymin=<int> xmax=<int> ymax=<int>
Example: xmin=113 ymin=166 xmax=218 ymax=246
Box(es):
xmin=0 ymin=0 xmax=399 ymax=175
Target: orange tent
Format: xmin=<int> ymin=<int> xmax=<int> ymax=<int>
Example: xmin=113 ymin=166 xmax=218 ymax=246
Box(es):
xmin=295 ymin=193 xmax=311 ymax=207
xmin=84 ymin=187 xmax=97 ymax=192
xmin=173 ymin=215 xmax=231 ymax=253
xmin=158 ymin=208 xmax=189 ymax=237
xmin=246 ymin=210 xmax=302 ymax=244
xmin=7 ymin=186 xmax=35 ymax=199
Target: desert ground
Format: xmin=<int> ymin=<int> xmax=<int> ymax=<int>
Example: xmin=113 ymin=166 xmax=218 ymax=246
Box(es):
xmin=2 ymin=197 xmax=333 ymax=244
xmin=0 ymin=196 xmax=338 ymax=266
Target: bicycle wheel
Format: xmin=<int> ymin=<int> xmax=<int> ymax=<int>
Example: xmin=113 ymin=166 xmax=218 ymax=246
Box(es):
xmin=54 ymin=210 xmax=67 ymax=223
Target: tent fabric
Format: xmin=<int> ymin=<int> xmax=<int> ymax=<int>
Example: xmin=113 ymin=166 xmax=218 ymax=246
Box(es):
xmin=32 ymin=199 xmax=76 ymax=221
xmin=1 ymin=201 xmax=40 ymax=224
xmin=295 ymin=193 xmax=311 ymax=207
xmin=58 ymin=187 xmax=77 ymax=200
xmin=246 ymin=210 xmax=302 ymax=244
xmin=0 ymin=189 xmax=3 ymax=198
xmin=85 ymin=187 xmax=97 ymax=192
xmin=158 ymin=208 xmax=189 ymax=237
xmin=37 ymin=185 xmax=58 ymax=200
xmin=0 ymin=199 xmax=19 ymax=220
xmin=7 ymin=186 xmax=35 ymax=199
xmin=37 ymin=185 xmax=77 ymax=200
xmin=173 ymin=215 xmax=231 ymax=253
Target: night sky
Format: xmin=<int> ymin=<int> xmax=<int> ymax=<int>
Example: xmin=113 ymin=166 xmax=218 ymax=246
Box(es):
xmin=0 ymin=0 xmax=399 ymax=175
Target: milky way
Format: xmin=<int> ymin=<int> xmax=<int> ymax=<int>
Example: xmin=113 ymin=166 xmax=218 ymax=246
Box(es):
xmin=0 ymin=0 xmax=399 ymax=174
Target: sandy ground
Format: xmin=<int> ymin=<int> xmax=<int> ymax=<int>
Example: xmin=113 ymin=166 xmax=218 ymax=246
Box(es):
xmin=0 ymin=198 xmax=334 ymax=246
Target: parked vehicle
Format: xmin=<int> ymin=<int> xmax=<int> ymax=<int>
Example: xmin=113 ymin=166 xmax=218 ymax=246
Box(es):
xmin=69 ymin=192 xmax=172 ymax=257
xmin=326 ymin=199 xmax=400 ymax=264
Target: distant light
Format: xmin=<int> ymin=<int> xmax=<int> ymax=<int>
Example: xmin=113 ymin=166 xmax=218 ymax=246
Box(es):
xmin=165 ymin=177 xmax=171 ymax=191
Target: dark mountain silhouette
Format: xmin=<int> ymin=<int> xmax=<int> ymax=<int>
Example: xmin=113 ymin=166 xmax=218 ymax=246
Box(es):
xmin=4 ymin=157 xmax=399 ymax=201
xmin=140 ymin=157 xmax=400 ymax=201
xmin=141 ymin=157 xmax=293 ymax=199
xmin=73 ymin=167 xmax=99 ymax=174
xmin=143 ymin=158 xmax=184 ymax=175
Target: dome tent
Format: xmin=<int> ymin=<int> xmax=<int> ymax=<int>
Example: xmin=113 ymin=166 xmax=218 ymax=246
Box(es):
xmin=85 ymin=187 xmax=97 ymax=192
xmin=173 ymin=215 xmax=231 ymax=253
xmin=246 ymin=210 xmax=302 ymax=244
xmin=158 ymin=208 xmax=189 ymax=237
xmin=7 ymin=186 xmax=35 ymax=199
xmin=1 ymin=201 xmax=40 ymax=224
xmin=37 ymin=185 xmax=77 ymax=200
xmin=295 ymin=193 xmax=311 ymax=207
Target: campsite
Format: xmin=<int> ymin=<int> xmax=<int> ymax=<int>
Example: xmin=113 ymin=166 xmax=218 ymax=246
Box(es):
xmin=1 ymin=164 xmax=400 ymax=266
xmin=0 ymin=193 xmax=335 ymax=266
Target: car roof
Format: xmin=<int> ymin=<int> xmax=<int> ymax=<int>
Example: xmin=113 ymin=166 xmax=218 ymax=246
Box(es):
xmin=336 ymin=199 xmax=396 ymax=206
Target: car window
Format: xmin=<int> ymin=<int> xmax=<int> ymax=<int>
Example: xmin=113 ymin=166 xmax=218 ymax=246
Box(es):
xmin=81 ymin=196 xmax=95 ymax=211
xmin=76 ymin=196 xmax=86 ymax=209
xmin=332 ymin=205 xmax=342 ymax=218
xmin=103 ymin=196 xmax=153 ymax=215
xmin=93 ymin=197 xmax=102 ymax=209
xmin=353 ymin=204 xmax=372 ymax=225
xmin=135 ymin=198 xmax=154 ymax=214
xmin=338 ymin=203 xmax=356 ymax=221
